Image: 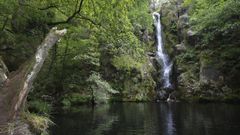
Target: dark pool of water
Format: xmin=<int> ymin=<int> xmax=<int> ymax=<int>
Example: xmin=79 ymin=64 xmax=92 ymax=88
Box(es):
xmin=50 ymin=102 xmax=240 ymax=135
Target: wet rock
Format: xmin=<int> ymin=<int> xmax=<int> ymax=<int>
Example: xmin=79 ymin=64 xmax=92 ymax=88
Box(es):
xmin=175 ymin=43 xmax=186 ymax=53
xmin=141 ymin=28 xmax=150 ymax=43
xmin=199 ymin=54 xmax=223 ymax=84
xmin=147 ymin=52 xmax=156 ymax=57
xmin=167 ymin=90 xmax=179 ymax=101
xmin=187 ymin=30 xmax=196 ymax=36
xmin=186 ymin=30 xmax=199 ymax=46
xmin=200 ymin=65 xmax=221 ymax=84
xmin=222 ymin=85 xmax=232 ymax=93
xmin=178 ymin=13 xmax=189 ymax=29
xmin=156 ymin=90 xmax=168 ymax=100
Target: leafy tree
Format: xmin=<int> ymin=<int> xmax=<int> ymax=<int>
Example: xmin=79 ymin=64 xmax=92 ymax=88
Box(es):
xmin=28 ymin=0 xmax=153 ymax=105
xmin=184 ymin=0 xmax=240 ymax=44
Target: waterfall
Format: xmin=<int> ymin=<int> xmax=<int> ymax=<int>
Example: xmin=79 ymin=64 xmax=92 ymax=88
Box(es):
xmin=153 ymin=12 xmax=172 ymax=88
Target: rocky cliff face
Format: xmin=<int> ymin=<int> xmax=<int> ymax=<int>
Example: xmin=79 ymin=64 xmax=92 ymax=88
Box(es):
xmin=159 ymin=0 xmax=240 ymax=102
xmin=100 ymin=45 xmax=156 ymax=101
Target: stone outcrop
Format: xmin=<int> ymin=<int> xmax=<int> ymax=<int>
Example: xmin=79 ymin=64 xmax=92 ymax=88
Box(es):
xmin=100 ymin=45 xmax=156 ymax=101
xmin=158 ymin=0 xmax=240 ymax=102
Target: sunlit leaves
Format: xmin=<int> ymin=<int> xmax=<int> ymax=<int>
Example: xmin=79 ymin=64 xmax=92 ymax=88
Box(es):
xmin=185 ymin=0 xmax=240 ymax=44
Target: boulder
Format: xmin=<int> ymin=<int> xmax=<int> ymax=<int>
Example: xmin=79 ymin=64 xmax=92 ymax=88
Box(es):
xmin=178 ymin=13 xmax=189 ymax=29
xmin=199 ymin=53 xmax=223 ymax=84
xmin=186 ymin=30 xmax=199 ymax=46
xmin=200 ymin=65 xmax=221 ymax=84
xmin=156 ymin=90 xmax=168 ymax=100
xmin=175 ymin=43 xmax=186 ymax=53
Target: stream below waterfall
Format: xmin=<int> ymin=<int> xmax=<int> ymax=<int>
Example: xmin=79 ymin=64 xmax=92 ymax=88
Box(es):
xmin=50 ymin=102 xmax=240 ymax=135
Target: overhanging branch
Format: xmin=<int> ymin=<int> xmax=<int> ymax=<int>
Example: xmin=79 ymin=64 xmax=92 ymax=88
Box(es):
xmin=48 ymin=0 xmax=84 ymax=26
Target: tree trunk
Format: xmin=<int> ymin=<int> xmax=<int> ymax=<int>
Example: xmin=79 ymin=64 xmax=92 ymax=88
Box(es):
xmin=0 ymin=28 xmax=66 ymax=135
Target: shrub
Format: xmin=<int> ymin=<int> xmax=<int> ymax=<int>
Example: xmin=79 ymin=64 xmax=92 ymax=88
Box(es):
xmin=88 ymin=72 xmax=119 ymax=103
xmin=112 ymin=55 xmax=143 ymax=71
xmin=23 ymin=112 xmax=54 ymax=135
xmin=61 ymin=93 xmax=91 ymax=107
xmin=28 ymin=100 xmax=52 ymax=114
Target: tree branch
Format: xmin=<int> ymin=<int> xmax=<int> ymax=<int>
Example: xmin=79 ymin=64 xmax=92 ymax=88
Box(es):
xmin=0 ymin=28 xmax=67 ymax=126
xmin=48 ymin=0 xmax=84 ymax=26
xmin=77 ymin=15 xmax=101 ymax=26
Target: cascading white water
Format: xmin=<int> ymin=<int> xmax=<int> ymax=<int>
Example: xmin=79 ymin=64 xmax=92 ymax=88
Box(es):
xmin=153 ymin=12 xmax=172 ymax=88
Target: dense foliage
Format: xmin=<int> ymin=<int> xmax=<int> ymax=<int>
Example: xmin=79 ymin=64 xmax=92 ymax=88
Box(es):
xmin=183 ymin=0 xmax=240 ymax=44
xmin=1 ymin=0 xmax=240 ymax=134
xmin=4 ymin=0 xmax=153 ymax=112
xmin=0 ymin=1 xmax=154 ymax=134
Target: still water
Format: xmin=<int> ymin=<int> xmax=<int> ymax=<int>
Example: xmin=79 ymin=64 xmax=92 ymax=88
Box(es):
xmin=51 ymin=102 xmax=240 ymax=135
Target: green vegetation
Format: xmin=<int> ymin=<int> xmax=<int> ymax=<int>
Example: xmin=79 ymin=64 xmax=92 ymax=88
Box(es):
xmin=0 ymin=0 xmax=155 ymax=133
xmin=0 ymin=0 xmax=240 ymax=133
xmin=0 ymin=0 xmax=154 ymax=109
xmin=28 ymin=100 xmax=52 ymax=114
xmin=183 ymin=0 xmax=240 ymax=44
xmin=112 ymin=55 xmax=143 ymax=71
xmin=156 ymin=0 xmax=239 ymax=102
xmin=23 ymin=112 xmax=54 ymax=135
xmin=175 ymin=0 xmax=240 ymax=101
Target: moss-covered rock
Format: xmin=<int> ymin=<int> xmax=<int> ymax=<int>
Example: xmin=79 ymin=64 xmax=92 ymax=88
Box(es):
xmin=100 ymin=44 xmax=156 ymax=101
xmin=158 ymin=0 xmax=240 ymax=102
xmin=121 ymin=60 xmax=156 ymax=101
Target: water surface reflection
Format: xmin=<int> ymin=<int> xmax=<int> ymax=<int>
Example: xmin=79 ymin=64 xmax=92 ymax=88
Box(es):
xmin=51 ymin=102 xmax=240 ymax=135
